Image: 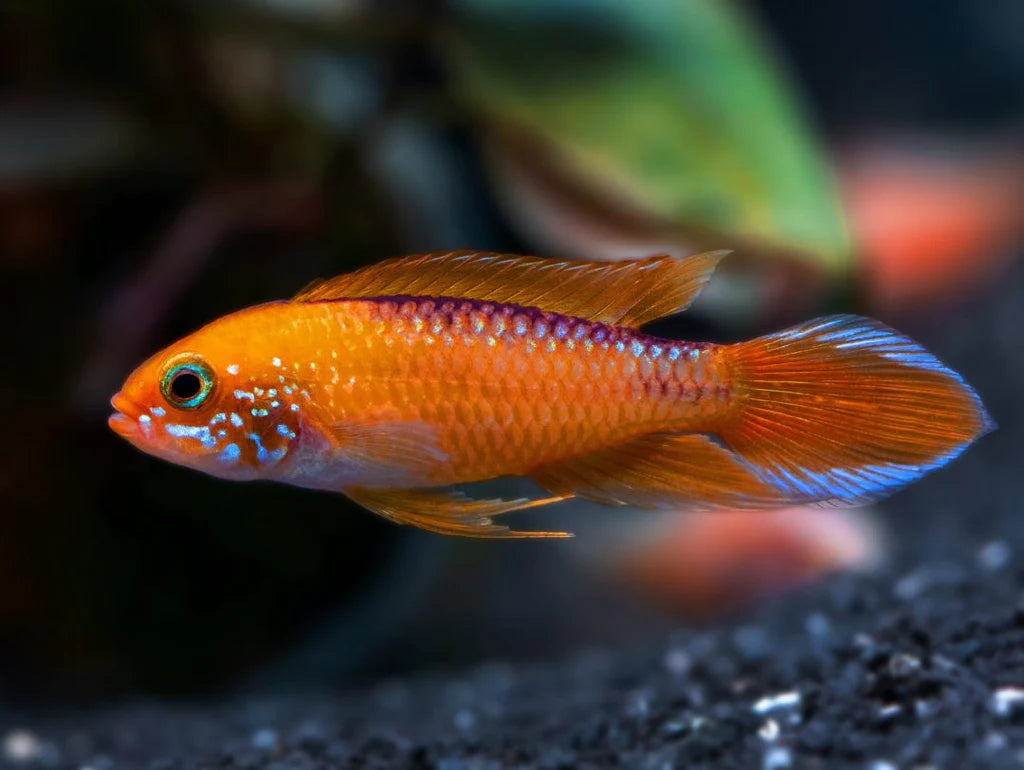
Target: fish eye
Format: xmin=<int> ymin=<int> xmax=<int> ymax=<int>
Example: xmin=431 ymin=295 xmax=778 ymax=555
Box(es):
xmin=160 ymin=357 xmax=215 ymax=410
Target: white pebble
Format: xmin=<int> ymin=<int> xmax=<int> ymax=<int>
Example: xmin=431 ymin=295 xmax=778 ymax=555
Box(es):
xmin=763 ymin=746 xmax=792 ymax=769
xmin=3 ymin=730 xmax=42 ymax=762
xmin=753 ymin=691 xmax=801 ymax=714
xmin=991 ymin=686 xmax=1024 ymax=717
xmin=877 ymin=703 xmax=901 ymax=720
xmin=758 ymin=719 xmax=780 ymax=742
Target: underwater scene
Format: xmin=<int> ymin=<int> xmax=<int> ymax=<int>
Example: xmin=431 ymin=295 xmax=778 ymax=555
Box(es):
xmin=1 ymin=1 xmax=1022 ymax=767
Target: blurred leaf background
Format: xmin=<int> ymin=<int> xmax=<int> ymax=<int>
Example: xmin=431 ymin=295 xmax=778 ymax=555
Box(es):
xmin=0 ymin=0 xmax=1020 ymax=702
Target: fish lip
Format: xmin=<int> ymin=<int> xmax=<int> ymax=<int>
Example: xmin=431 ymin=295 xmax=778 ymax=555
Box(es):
xmin=108 ymin=411 xmax=139 ymax=439
xmin=110 ymin=391 xmax=139 ymax=417
xmin=109 ymin=391 xmax=144 ymax=439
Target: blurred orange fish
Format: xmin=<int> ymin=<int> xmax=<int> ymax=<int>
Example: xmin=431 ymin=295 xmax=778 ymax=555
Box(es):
xmin=109 ymin=251 xmax=992 ymax=537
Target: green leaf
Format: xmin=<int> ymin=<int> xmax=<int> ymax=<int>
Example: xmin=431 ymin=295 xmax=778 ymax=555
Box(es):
xmin=441 ymin=0 xmax=851 ymax=272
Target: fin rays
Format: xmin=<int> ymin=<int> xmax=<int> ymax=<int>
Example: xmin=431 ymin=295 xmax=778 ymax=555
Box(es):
xmin=531 ymin=433 xmax=791 ymax=511
xmin=292 ymin=250 xmax=727 ymax=327
xmin=345 ymin=487 xmax=573 ymax=538
xmin=721 ymin=315 xmax=993 ymax=506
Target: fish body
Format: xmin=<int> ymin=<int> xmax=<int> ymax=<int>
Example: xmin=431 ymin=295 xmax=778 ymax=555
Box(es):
xmin=110 ymin=251 xmax=993 ymax=537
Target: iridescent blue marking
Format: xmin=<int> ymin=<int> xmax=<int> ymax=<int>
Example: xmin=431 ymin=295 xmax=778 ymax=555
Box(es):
xmin=574 ymin=325 xmax=587 ymax=340
xmin=138 ymin=414 xmax=151 ymax=425
xmin=534 ymin=320 xmax=547 ymax=338
xmin=668 ymin=346 xmax=682 ymax=361
xmin=615 ymin=341 xmax=626 ymax=353
xmin=254 ymin=387 xmax=265 ymax=397
xmin=283 ymin=386 xmax=294 ymax=395
xmin=631 ymin=340 xmax=645 ymax=357
xmin=272 ymin=357 xmax=282 ymax=368
xmin=230 ymin=413 xmax=244 ymax=428
xmin=267 ymin=389 xmax=277 ymax=398
xmin=270 ymin=400 xmax=280 ymax=408
xmin=276 ymin=424 xmax=296 ymax=439
xmin=248 ymin=432 xmax=286 ymax=466
xmin=234 ymin=389 xmax=255 ymax=402
xmin=649 ymin=344 xmax=663 ymax=359
xmin=251 ymin=408 xmax=269 ymax=418
xmin=514 ymin=317 xmax=529 ymax=335
xmin=150 ymin=406 xmax=166 ymax=417
xmin=165 ymin=423 xmax=217 ymax=449
xmin=218 ymin=443 xmax=240 ymax=464
xmin=209 ymin=412 xmax=226 ymax=425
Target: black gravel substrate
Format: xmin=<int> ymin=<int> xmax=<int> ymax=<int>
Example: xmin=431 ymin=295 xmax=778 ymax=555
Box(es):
xmin=4 ymin=258 xmax=1024 ymax=770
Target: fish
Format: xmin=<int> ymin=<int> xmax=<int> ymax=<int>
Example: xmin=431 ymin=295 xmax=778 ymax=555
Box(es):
xmin=109 ymin=250 xmax=994 ymax=538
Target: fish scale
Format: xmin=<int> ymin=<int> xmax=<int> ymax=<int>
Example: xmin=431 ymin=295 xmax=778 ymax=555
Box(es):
xmin=283 ymin=298 xmax=725 ymax=485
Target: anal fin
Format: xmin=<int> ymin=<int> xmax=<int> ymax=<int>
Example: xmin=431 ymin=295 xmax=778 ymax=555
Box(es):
xmin=345 ymin=487 xmax=573 ymax=539
xmin=530 ymin=433 xmax=794 ymax=511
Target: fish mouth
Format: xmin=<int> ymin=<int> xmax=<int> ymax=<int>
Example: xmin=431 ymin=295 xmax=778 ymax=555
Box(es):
xmin=108 ymin=391 xmax=142 ymax=439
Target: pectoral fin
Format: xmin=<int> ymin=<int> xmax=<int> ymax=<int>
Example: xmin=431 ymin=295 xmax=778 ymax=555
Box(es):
xmin=324 ymin=418 xmax=450 ymax=484
xmin=345 ymin=486 xmax=573 ymax=538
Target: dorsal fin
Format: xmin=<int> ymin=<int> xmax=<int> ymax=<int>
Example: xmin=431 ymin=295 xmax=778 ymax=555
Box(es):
xmin=292 ymin=250 xmax=727 ymax=327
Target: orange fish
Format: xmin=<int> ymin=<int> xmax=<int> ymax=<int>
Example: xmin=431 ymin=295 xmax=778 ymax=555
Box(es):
xmin=109 ymin=251 xmax=993 ymax=537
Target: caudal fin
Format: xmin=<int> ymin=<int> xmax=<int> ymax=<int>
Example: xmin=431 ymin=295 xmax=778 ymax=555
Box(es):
xmin=720 ymin=315 xmax=994 ymax=506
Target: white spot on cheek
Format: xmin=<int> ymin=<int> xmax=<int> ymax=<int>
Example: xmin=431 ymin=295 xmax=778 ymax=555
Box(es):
xmin=272 ymin=357 xmax=281 ymax=368
xmin=226 ymin=364 xmax=239 ymax=375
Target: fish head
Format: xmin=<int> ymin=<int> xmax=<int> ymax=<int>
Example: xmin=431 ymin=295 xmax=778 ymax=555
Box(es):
xmin=108 ymin=312 xmax=303 ymax=481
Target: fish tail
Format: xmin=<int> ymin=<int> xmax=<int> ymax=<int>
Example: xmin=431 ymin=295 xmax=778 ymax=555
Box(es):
xmin=716 ymin=314 xmax=994 ymax=506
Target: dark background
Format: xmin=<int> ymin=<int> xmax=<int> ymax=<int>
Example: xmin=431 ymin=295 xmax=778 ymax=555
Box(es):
xmin=0 ymin=0 xmax=1021 ymax=718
